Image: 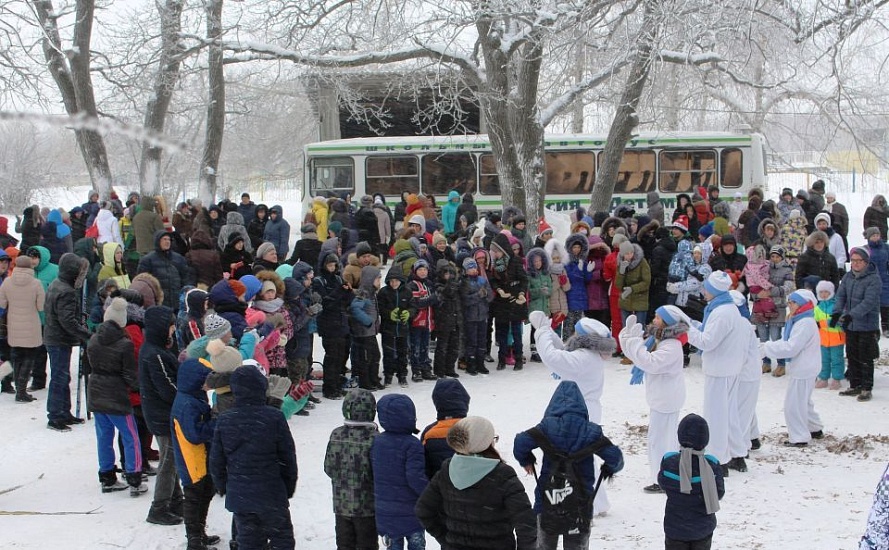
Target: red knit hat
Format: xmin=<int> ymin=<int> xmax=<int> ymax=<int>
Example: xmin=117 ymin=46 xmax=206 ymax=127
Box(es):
xmin=671 ymin=215 xmax=689 ymax=233
xmin=537 ymin=217 xmax=552 ymax=235
xmin=228 ymin=279 xmax=247 ymax=298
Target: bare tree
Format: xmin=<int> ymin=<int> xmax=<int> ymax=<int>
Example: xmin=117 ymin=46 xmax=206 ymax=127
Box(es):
xmin=199 ymin=0 xmax=225 ymax=203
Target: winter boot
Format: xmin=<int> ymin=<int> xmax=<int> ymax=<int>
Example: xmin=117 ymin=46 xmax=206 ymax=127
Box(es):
xmin=772 ymin=366 xmax=785 ymax=377
xmin=530 ymin=352 xmax=542 ymax=363
xmin=476 ymin=357 xmax=490 ymax=375
xmin=728 ymin=457 xmax=747 ymax=472
xmin=383 ymin=375 xmax=393 ymax=387
xmin=828 ymin=378 xmax=841 ymax=390
xmin=99 ymin=470 xmax=127 ymax=493
xmin=466 ymin=357 xmax=478 ymax=376
xmin=421 ymin=370 xmax=438 ymax=381
xmin=505 ymin=350 xmax=515 ymax=365
xmin=0 ymin=375 xmax=14 ymax=394
xmin=840 ymin=386 xmax=862 ymax=396
xmin=15 ymin=392 xmax=36 ymax=403
xmin=750 ymin=438 xmax=761 ymax=450
xmin=814 ymin=378 xmax=828 ymax=389
xmin=513 ymin=356 xmax=523 ymax=371
xmin=761 ymin=362 xmax=771 ymax=374
xmin=484 ymin=354 xmax=495 ymax=363
xmin=496 ymin=357 xmax=506 ymax=371
xmin=457 ymin=357 xmax=468 ymax=370
xmin=146 ymin=502 xmax=183 ymax=525
xmin=186 ymin=523 xmax=217 ymax=550
xmin=858 ymin=390 xmax=873 ymax=402
xmin=398 ymin=376 xmax=409 ymax=388
xmin=411 ymin=371 xmax=424 ymax=383
xmin=125 ymin=472 xmax=149 ymax=497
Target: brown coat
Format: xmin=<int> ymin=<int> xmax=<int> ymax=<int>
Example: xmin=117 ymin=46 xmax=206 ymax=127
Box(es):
xmin=0 ymin=263 xmax=45 ymax=348
xmin=342 ymin=252 xmax=381 ymax=288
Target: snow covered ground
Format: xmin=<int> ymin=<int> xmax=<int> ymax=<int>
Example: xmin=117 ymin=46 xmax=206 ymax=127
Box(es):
xmin=1 ymin=182 xmax=888 ymax=549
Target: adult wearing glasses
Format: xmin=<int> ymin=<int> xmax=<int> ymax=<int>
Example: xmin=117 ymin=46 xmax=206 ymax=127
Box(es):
xmin=832 ymin=246 xmax=881 ymax=402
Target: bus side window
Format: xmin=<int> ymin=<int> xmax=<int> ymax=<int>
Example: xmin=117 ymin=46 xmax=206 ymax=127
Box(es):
xmin=658 ymin=150 xmax=716 ymax=193
xmin=545 ymin=152 xmax=595 ymax=194
xmin=721 ymin=148 xmax=743 ymax=188
xmin=602 ymin=150 xmax=656 ymax=193
xmin=422 ymin=153 xmax=478 ymax=196
xmin=479 ymin=154 xmax=500 ymax=195
xmin=366 ymin=156 xmax=419 ymax=197
xmin=310 ymin=157 xmax=354 ymax=196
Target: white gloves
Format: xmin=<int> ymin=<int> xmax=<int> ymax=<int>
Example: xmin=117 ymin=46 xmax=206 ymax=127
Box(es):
xmin=529 ymin=311 xmax=549 ymax=330
xmin=621 ymin=287 xmax=632 ymax=299
xmin=621 ymin=314 xmax=644 ymax=339
xmin=577 ymin=259 xmax=584 ymax=271
xmin=587 ymin=261 xmax=595 ymax=272
xmin=618 ymin=261 xmax=629 ymax=274
xmin=266 ymin=375 xmax=293 ymax=401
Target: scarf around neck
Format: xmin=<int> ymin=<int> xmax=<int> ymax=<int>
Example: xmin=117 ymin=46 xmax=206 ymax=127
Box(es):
xmin=679 ymin=447 xmax=720 ymax=515
xmin=783 ymin=301 xmax=814 ymax=341
xmin=700 ymin=291 xmax=734 ymax=329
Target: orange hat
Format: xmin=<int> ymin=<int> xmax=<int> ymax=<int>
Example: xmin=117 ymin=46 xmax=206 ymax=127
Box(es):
xmin=228 ymin=279 xmax=247 ymax=298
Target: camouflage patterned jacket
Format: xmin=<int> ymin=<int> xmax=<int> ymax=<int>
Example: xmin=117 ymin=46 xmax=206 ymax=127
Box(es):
xmin=324 ymin=389 xmax=379 ymax=517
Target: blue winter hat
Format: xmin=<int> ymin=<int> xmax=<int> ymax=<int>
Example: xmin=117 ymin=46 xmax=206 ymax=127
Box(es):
xmin=698 ymin=223 xmax=714 ymax=239
xmin=574 ymin=318 xmax=610 ymax=338
xmin=703 ymin=271 xmax=732 ymax=296
xmin=789 ymin=289 xmax=817 ymax=306
xmin=239 ymin=274 xmax=262 ymax=301
xmin=655 ymin=305 xmax=684 ymax=326
xmin=462 ymin=258 xmax=478 ymax=272
xmin=413 ymin=259 xmax=430 ymax=273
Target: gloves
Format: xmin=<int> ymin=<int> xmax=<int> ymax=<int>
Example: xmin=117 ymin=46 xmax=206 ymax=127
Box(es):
xmin=496 ymin=288 xmax=510 ymax=299
xmin=621 ymin=287 xmax=632 ymax=299
xmin=307 ymin=303 xmax=323 ymax=315
xmin=278 ymin=334 xmax=288 ymax=347
xmin=618 ymin=260 xmax=629 ymax=274
xmin=399 ymin=310 xmax=410 ymax=322
xmin=621 ymin=315 xmax=644 ymax=339
xmin=577 ymin=260 xmax=584 ymax=271
xmin=666 ymin=282 xmax=678 ymax=294
xmin=840 ymin=314 xmax=851 ymax=328
xmin=600 ymin=464 xmax=616 ymax=480
xmin=828 ymin=312 xmax=841 ymax=328
xmin=629 ymin=366 xmax=645 ymax=385
xmin=586 ymin=261 xmax=595 ymax=272
xmin=390 ymin=308 xmax=401 ymax=322
xmin=558 ymin=273 xmax=568 ymax=286
xmin=515 ymin=292 xmax=526 ymax=305
xmin=529 ymin=311 xmax=549 ymax=330
xmin=690 ymin=270 xmax=704 ymax=281
xmin=267 ymin=375 xmax=293 ymax=401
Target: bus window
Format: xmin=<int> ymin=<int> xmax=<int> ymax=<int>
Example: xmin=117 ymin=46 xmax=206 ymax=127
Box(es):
xmin=599 ymin=150 xmax=656 ymax=193
xmin=545 ymin=152 xmax=594 ymax=195
xmin=658 ymin=150 xmax=716 ymax=193
xmin=720 ymin=148 xmax=743 ymax=188
xmin=310 ymin=157 xmax=354 ymax=197
xmin=422 ymin=153 xmax=477 ymax=196
xmin=366 ymin=156 xmax=419 ymax=197
xmin=480 ymin=154 xmax=500 ymax=195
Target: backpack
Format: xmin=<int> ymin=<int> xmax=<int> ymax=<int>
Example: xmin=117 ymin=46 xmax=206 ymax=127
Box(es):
xmin=527 ymin=427 xmax=610 ymax=535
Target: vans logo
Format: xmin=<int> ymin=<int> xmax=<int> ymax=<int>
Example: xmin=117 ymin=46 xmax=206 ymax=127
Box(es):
xmin=545 ymin=484 xmax=573 ymax=505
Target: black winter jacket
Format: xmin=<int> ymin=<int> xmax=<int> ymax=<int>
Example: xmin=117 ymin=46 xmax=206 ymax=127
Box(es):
xmin=287 ymin=234 xmax=322 ymax=268
xmin=210 ymin=366 xmax=298 ymax=514
xmin=377 ymin=270 xmax=411 ymax=337
xmin=415 ymin=456 xmax=537 ymax=550
xmin=137 ymin=231 xmax=195 ymax=311
xmin=312 ymin=268 xmax=352 ymax=338
xmin=795 ymin=247 xmax=840 ymax=289
xmin=44 ymin=253 xmax=91 ymax=346
xmin=139 ymin=306 xmax=179 ymax=436
xmin=86 ymin=321 xmax=137 ymax=416
xmin=433 ymin=267 xmax=462 ymax=332
xmin=489 ymin=233 xmax=528 ymax=322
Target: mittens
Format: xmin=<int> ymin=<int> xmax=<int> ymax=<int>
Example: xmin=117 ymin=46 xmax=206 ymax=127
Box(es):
xmin=577 ymin=260 xmax=584 ymax=271
xmin=618 ymin=261 xmax=629 ymax=274
xmin=529 ymin=311 xmax=549 ymax=330
xmin=307 ymin=303 xmax=323 ymax=315
xmin=621 ymin=287 xmax=632 ymax=299
xmin=515 ymin=292 xmax=527 ymax=305
xmin=496 ymin=288 xmax=510 ymax=299
xmin=558 ymin=273 xmax=568 ymax=286
xmin=828 ymin=312 xmax=841 ymax=328
xmin=587 ymin=261 xmax=595 ymax=272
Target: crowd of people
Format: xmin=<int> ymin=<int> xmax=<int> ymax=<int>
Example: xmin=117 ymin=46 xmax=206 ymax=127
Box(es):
xmin=0 ymin=181 xmax=887 ymax=549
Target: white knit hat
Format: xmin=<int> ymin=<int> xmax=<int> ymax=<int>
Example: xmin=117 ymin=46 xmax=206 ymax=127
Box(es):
xmin=814 ymin=212 xmax=832 ymax=227
xmin=574 ymin=318 xmax=610 ymax=338
xmin=104 ymin=297 xmax=128 ymax=327
xmin=204 ymin=313 xmax=232 ymax=340
xmin=703 ymin=270 xmax=732 ymax=296
xmin=816 ymin=280 xmax=835 ymax=300
xmin=447 ymin=416 xmax=496 ymax=455
xmin=789 ymin=289 xmax=817 ymax=306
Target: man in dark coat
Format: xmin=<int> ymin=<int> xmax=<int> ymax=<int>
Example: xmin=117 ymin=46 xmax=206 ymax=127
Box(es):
xmin=355 ymin=195 xmax=381 ymax=253
xmin=263 ymin=205 xmax=291 ymax=260
xmin=795 ymin=189 xmax=819 ymax=234
xmin=824 ymin=191 xmax=849 ymax=254
xmin=44 ymin=253 xmax=92 ymax=431
xmin=420 ymin=379 xmax=471 ymax=477
xmin=82 ymin=190 xmax=101 ymax=226
xmin=313 ymin=253 xmax=353 ymax=399
xmin=794 ymin=231 xmax=840 ymax=290
xmin=237 ymin=193 xmax=257 ymax=227
xmin=649 ymin=226 xmax=678 ymax=318
xmin=211 ymin=366 xmax=298 ymax=550
xmin=708 ymin=235 xmax=747 ymax=291
xmin=287 ymin=223 xmax=322 ymax=268
xmin=132 ymin=196 xmax=166 ymax=256
xmin=456 ymin=193 xmax=478 ymax=226
xmin=139 ymin=305 xmax=184 ymax=526
xmin=17 ymin=205 xmax=42 ymax=252
xmin=137 ymin=231 xmax=195 ymax=312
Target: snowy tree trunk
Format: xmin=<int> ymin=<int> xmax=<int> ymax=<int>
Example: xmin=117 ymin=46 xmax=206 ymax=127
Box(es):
xmin=590 ymin=1 xmax=657 ymax=213
xmin=33 ymin=0 xmax=112 ymax=197
xmin=139 ymin=0 xmax=185 ymax=196
xmin=199 ymin=0 xmax=225 ymax=204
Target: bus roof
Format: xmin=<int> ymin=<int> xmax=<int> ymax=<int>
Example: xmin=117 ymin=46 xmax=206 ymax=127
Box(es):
xmin=305 ymin=131 xmax=756 ymax=154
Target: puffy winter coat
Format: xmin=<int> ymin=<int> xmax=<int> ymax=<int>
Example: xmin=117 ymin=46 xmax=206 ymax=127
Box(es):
xmin=434 ymin=266 xmax=462 ymax=332
xmin=137 ymin=231 xmax=195 ymax=310
xmin=217 ymin=211 xmax=253 ymax=253
xmin=795 ymin=240 xmax=839 ymax=290
xmin=349 ymin=267 xmax=381 ymax=338
xmin=185 ymin=230 xmax=223 ymax=289
xmin=749 ymin=258 xmax=794 ymax=325
xmin=835 ymin=263 xmax=882 ymax=332
xmin=489 ymin=233 xmax=528 ymax=322
xmin=0 ymin=262 xmax=44 ymax=347
xmin=220 ymin=240 xmax=253 ymax=280
xmin=372 ymin=394 xmax=428 ymax=538
xmin=38 ymin=221 xmax=67 ymax=264
xmin=171 ymin=358 xmax=216 ymax=487
xmin=208 ymin=279 xmax=248 ymax=341
xmin=658 ymin=414 xmax=725 ymax=542
xmin=288 ymin=231 xmax=322 ymax=269
xmin=139 ymin=306 xmax=179 ymax=436
xmin=513 ymin=381 xmax=624 ymax=515
xmin=864 ymin=197 xmax=889 ymax=241
xmin=44 ymin=253 xmax=91 ymax=346
xmin=441 ymin=191 xmax=461 ymax=235
xmin=210 ymin=366 xmax=298 ymax=513
xmin=377 ymin=270 xmax=411 ymax=337
xmin=456 ymin=194 xmax=478 ymax=226
xmin=132 ymin=196 xmax=165 ymax=255
xmin=647 ymin=191 xmax=665 ymax=225
xmin=355 ymin=205 xmax=381 ymax=248
xmin=615 ymin=244 xmax=651 ymax=312
xmin=18 ymin=205 xmax=42 ymax=251
xmin=246 ymin=205 xmax=268 ymax=250
xmin=311 ymin=197 xmax=330 ymax=242
xmin=263 ymin=205 xmax=291 ymax=259
xmin=324 ymin=389 xmax=379 ymax=517
xmin=526 ymin=248 xmax=551 ymax=314
xmin=86 ymin=320 xmax=137 ymax=416
xmin=32 ymin=245 xmax=58 ymax=292
xmin=98 ymin=243 xmax=131 ymax=289
xmin=237 ymin=200 xmax=256 ymax=227
xmin=867 ymin=240 xmax=889 ymax=306
xmin=96 ymin=208 xmax=122 ymax=246
xmin=564 ymin=234 xmax=592 ymax=311
xmin=313 ymin=267 xmax=352 ymax=338
xmin=415 ymin=456 xmax=537 ymax=550
xmin=461 ymin=273 xmax=492 ymax=324
xmin=584 ymin=236 xmax=610 ymax=310
xmin=420 ymin=379 xmax=471 ymax=478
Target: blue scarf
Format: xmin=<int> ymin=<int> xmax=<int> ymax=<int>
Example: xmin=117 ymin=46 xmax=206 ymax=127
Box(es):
xmin=783 ymin=302 xmax=814 ymax=341
xmin=700 ymin=291 xmax=735 ymax=329
xmin=630 ymin=337 xmax=655 ymax=385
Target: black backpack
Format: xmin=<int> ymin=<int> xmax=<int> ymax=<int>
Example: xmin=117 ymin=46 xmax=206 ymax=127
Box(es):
xmin=527 ymin=427 xmax=610 ymax=535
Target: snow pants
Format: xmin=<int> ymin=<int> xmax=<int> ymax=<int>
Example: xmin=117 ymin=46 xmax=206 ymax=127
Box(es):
xmin=702 ymin=374 xmax=743 ymax=464
xmin=785 ymin=377 xmax=823 ymax=445
xmin=648 ymin=410 xmax=680 ymax=485
xmin=409 ymin=327 xmax=431 ymax=376
xmin=335 ymin=514 xmax=378 ymax=550
xmin=537 ymin=516 xmax=591 ymax=550
xmin=235 ymin=509 xmax=295 ymax=550
xmin=819 ymin=345 xmax=845 ymax=381
xmin=464 ymin=321 xmax=486 ymax=364
xmin=321 ymin=336 xmax=348 ymax=397
xmin=665 ymin=534 xmax=712 ymax=549
xmin=432 ymin=327 xmax=460 ymax=377
xmin=737 ymin=378 xmax=761 ymax=444
xmin=381 ymin=333 xmax=408 ymax=379
xmin=352 ymin=335 xmax=381 ymax=389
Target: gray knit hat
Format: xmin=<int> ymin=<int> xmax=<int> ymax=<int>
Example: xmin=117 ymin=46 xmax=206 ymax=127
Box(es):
xmin=447 ymin=416 xmax=496 ymax=455
xmin=256 ymin=242 xmax=276 ymax=260
xmin=612 ymin=233 xmax=629 ymax=249
xmin=864 ymin=226 xmax=882 ymax=240
xmin=104 ymin=297 xmax=128 ymax=328
xmin=204 ymin=313 xmax=232 ymax=340
xmin=618 ymin=241 xmax=635 ymax=257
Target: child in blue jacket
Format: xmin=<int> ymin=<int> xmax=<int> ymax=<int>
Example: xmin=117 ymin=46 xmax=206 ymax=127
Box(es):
xmin=658 ymin=413 xmax=725 ymax=550
xmin=371 ymin=394 xmax=428 ymax=550
xmin=564 ymin=234 xmax=594 ymax=339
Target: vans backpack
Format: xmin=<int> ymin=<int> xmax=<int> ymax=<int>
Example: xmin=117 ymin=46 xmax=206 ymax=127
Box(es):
xmin=527 ymin=427 xmax=610 ymax=535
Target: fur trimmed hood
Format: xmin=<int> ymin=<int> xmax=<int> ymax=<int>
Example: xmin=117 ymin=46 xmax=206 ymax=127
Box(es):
xmin=525 ymin=247 xmax=549 ymax=276
xmin=565 ymin=233 xmax=589 ymax=260
xmin=645 ymin=321 xmax=689 ymax=342
xmin=565 ymin=332 xmax=617 ymax=354
xmin=600 ymin=216 xmax=627 ymax=237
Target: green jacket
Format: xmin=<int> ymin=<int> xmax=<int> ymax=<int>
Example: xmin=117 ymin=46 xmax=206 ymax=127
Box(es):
xmin=528 ymin=273 xmax=552 ymax=314
xmin=324 ymin=389 xmax=378 ymax=517
xmin=615 ymin=244 xmax=651 ymax=312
